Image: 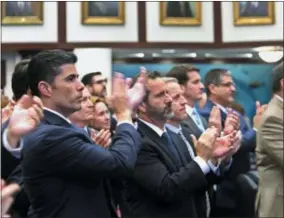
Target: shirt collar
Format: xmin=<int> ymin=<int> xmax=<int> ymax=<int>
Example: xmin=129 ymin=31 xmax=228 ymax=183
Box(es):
xmin=139 ymin=118 xmax=166 ymax=137
xmin=212 ymin=102 xmax=228 ymax=114
xmin=185 ymin=104 xmax=194 ymax=117
xmin=44 ymin=107 xmax=72 ymax=124
xmin=165 ymin=123 xmax=181 ymax=134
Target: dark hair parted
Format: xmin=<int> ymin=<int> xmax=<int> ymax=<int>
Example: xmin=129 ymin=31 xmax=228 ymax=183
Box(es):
xmin=28 ymin=49 xmax=78 ymax=96
xmin=204 ymin=68 xmax=231 ymax=96
xmin=81 ymin=72 xmax=102 ymax=86
xmin=167 ymin=64 xmax=200 ymax=85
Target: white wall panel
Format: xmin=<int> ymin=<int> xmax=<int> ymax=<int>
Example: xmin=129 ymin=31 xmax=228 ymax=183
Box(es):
xmin=222 ymin=2 xmax=283 ymax=42
xmin=1 ymin=2 xmax=58 ymax=43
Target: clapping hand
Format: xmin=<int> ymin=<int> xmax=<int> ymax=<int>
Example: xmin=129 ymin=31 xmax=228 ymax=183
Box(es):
xmin=223 ymin=108 xmax=240 ymax=135
xmin=253 ymin=101 xmax=268 ymax=130
xmin=213 ymin=130 xmax=237 ymax=158
xmin=191 ymin=126 xmax=219 ymax=161
xmin=7 ymin=95 xmax=44 ymax=148
xmin=91 ymin=129 xmax=111 ymax=148
xmin=1 ymin=100 xmax=16 ymax=125
xmin=1 ymin=179 xmax=20 ymax=216
xmin=208 ymin=106 xmax=222 ymax=136
xmin=127 ymin=66 xmax=147 ymax=110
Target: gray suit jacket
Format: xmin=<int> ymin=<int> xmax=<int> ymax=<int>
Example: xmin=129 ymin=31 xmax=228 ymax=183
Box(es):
xmin=255 ymin=95 xmax=283 ymax=217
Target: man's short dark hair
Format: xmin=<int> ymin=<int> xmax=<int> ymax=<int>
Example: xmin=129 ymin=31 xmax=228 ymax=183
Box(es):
xmin=81 ymin=72 xmax=102 ymax=86
xmin=272 ymin=62 xmax=283 ymax=93
xmin=28 ymin=49 xmax=77 ymax=96
xmin=12 ymin=59 xmax=30 ymax=101
xmin=204 ymin=68 xmax=231 ymax=96
xmin=167 ymin=64 xmax=200 ymax=85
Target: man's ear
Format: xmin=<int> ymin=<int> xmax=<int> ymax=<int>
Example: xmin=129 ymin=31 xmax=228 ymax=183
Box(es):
xmin=137 ymin=102 xmax=146 ymax=114
xmin=38 ymin=81 xmax=52 ymax=97
xmin=208 ymin=84 xmax=216 ymax=96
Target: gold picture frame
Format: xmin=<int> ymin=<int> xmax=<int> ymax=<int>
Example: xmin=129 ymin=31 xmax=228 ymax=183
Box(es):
xmin=160 ymin=1 xmax=202 ymax=26
xmin=1 ymin=1 xmax=43 ymax=25
xmin=82 ymin=1 xmax=125 ymax=25
xmin=233 ymin=2 xmax=275 ymax=26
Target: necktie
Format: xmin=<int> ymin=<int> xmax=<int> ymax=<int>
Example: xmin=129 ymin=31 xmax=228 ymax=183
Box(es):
xmin=178 ymin=129 xmax=210 ymax=217
xmin=161 ymin=132 xmax=181 ymax=166
xmin=178 ymin=129 xmax=195 ymax=158
xmin=192 ymin=109 xmax=205 ymax=132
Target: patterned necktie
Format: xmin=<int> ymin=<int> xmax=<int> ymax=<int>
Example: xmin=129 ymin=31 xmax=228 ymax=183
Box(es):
xmin=178 ymin=129 xmax=210 ymax=217
xmin=178 ymin=129 xmax=195 ymax=158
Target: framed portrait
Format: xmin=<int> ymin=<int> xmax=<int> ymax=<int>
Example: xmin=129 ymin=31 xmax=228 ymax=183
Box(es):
xmin=160 ymin=1 xmax=202 ymax=26
xmin=1 ymin=1 xmax=43 ymax=25
xmin=233 ymin=2 xmax=275 ymax=26
xmin=82 ymin=1 xmax=125 ymax=25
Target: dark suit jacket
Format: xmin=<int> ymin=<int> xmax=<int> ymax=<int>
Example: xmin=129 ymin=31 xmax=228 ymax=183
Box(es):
xmin=181 ymin=113 xmax=208 ymax=140
xmin=21 ymin=110 xmax=141 ymax=218
xmin=1 ymin=120 xmax=20 ymax=180
xmin=168 ymin=126 xmax=226 ymax=218
xmin=121 ymin=120 xmax=212 ymax=218
xmin=199 ymin=100 xmax=256 ymax=209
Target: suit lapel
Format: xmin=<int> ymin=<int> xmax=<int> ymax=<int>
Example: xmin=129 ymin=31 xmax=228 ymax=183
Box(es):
xmin=167 ymin=130 xmax=191 ymax=165
xmin=182 ymin=115 xmax=203 ymax=139
xmin=137 ymin=120 xmax=180 ymax=168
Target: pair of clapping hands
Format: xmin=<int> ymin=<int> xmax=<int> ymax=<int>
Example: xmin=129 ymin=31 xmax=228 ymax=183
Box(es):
xmin=191 ymin=106 xmax=241 ymax=163
xmin=88 ymin=67 xmax=148 ymax=148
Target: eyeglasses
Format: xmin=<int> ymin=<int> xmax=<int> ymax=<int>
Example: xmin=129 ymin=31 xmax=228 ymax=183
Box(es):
xmin=218 ymin=82 xmax=235 ymax=87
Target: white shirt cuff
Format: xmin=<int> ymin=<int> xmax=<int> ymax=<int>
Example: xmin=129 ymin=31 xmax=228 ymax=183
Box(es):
xmin=2 ymin=128 xmax=23 ymax=159
xmin=253 ymin=127 xmax=258 ymax=132
xmin=194 ymin=156 xmax=210 ymax=174
xmin=208 ymin=160 xmax=220 ymax=175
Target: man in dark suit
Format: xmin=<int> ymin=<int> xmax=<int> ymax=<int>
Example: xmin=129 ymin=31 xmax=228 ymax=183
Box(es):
xmin=199 ymin=68 xmax=265 ymax=217
xmin=164 ymin=77 xmax=240 ymax=217
xmin=19 ymin=50 xmax=144 ymax=218
xmin=1 ymin=94 xmax=44 ymax=217
xmin=5 ymin=1 xmax=33 ymax=16
xmin=121 ymin=71 xmax=235 ymax=218
xmin=166 ymin=1 xmax=194 ymax=17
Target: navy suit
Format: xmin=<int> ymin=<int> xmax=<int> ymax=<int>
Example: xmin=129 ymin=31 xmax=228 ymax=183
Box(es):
xmin=21 ymin=110 xmax=141 ymax=218
xmin=1 ymin=120 xmax=21 ymax=180
xmin=199 ymin=100 xmax=256 ymax=213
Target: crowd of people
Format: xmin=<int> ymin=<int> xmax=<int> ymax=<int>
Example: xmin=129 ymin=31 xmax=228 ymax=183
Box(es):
xmin=1 ymin=49 xmax=283 ymax=218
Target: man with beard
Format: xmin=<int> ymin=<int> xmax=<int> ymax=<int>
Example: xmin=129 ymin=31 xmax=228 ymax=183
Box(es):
xmin=121 ymin=72 xmax=235 ymax=218
xmin=81 ymin=72 xmax=108 ymax=100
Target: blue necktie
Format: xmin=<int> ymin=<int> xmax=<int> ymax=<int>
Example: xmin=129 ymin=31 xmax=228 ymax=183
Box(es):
xmin=161 ymin=131 xmax=181 ymax=166
xmin=192 ymin=108 xmax=205 ymax=132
